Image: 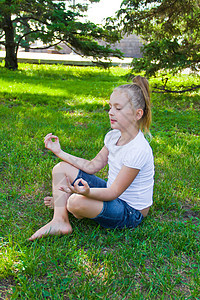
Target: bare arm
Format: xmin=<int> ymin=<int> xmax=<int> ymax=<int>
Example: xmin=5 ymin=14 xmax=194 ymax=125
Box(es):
xmin=89 ymin=166 xmax=139 ymax=201
xmin=44 ymin=133 xmax=108 ymax=174
xmin=62 ymin=165 xmax=139 ymax=201
xmin=56 ymin=146 xmax=108 ymax=174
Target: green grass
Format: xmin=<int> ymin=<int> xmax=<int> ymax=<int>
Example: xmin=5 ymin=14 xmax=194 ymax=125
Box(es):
xmin=0 ymin=63 xmax=199 ymax=299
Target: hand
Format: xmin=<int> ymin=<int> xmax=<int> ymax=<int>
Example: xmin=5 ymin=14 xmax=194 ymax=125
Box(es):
xmin=44 ymin=133 xmax=61 ymax=155
xmin=60 ymin=177 xmax=90 ymax=196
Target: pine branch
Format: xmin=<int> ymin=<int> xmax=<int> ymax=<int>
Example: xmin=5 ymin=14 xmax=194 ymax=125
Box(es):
xmin=15 ymin=29 xmax=42 ymax=54
xmin=0 ymin=33 xmax=5 ymax=39
xmin=63 ymin=42 xmax=83 ymax=57
xmin=12 ymin=16 xmax=48 ymax=26
xmin=152 ymin=85 xmax=200 ymax=93
xmin=29 ymin=41 xmax=61 ymax=50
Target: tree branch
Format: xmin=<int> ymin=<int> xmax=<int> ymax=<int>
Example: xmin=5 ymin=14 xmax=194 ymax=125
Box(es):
xmin=29 ymin=41 xmax=61 ymax=50
xmin=0 ymin=33 xmax=5 ymax=40
xmin=15 ymin=29 xmax=41 ymax=54
xmin=63 ymin=42 xmax=84 ymax=57
xmin=12 ymin=16 xmax=49 ymax=26
xmin=152 ymin=85 xmax=200 ymax=93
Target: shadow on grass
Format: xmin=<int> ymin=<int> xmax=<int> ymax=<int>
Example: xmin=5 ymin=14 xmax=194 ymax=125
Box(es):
xmin=0 ymin=92 xmax=111 ymax=109
xmin=152 ymin=92 xmax=200 ymax=110
xmin=0 ymin=64 xmax=126 ymax=81
xmin=0 ymin=65 xmax=129 ymax=111
xmin=151 ymin=107 xmax=200 ymax=134
xmin=0 ymin=66 xmax=126 ymax=100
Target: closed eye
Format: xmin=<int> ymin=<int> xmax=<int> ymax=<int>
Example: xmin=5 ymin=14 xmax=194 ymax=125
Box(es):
xmin=109 ymin=103 xmax=122 ymax=110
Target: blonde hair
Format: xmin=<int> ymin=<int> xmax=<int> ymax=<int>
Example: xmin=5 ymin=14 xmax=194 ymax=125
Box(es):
xmin=114 ymin=75 xmax=152 ymax=133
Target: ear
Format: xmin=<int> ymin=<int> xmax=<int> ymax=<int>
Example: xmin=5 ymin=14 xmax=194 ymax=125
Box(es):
xmin=136 ymin=109 xmax=144 ymax=121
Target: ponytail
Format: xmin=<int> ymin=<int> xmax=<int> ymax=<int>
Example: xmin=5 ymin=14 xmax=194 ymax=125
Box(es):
xmin=132 ymin=76 xmax=152 ymax=133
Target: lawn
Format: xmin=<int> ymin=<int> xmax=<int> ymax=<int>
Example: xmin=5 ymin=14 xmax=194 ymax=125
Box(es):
xmin=0 ymin=63 xmax=199 ymax=299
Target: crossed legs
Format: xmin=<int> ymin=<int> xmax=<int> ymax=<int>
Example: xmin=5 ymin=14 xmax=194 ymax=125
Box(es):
xmin=29 ymin=162 xmax=103 ymax=241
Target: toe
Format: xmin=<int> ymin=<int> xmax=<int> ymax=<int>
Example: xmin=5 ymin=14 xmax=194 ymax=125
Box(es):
xmin=29 ymin=235 xmax=36 ymax=241
xmin=44 ymin=196 xmax=52 ymax=201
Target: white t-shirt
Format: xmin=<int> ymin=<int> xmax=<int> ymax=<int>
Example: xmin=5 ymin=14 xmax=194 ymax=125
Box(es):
xmin=104 ymin=129 xmax=154 ymax=210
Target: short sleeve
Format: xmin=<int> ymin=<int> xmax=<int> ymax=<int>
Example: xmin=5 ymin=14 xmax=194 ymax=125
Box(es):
xmin=104 ymin=131 xmax=111 ymax=148
xmin=123 ymin=148 xmax=147 ymax=170
xmin=104 ymin=130 xmax=120 ymax=149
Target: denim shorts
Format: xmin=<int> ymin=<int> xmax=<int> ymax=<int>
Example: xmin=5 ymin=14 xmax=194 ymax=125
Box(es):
xmin=72 ymin=170 xmax=144 ymax=229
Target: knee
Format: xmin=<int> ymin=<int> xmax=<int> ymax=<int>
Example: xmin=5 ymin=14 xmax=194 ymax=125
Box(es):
xmin=67 ymin=194 xmax=84 ymax=216
xmin=52 ymin=161 xmax=67 ymax=175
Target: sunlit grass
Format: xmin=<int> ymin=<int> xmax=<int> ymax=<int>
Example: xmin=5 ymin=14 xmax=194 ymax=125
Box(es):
xmin=0 ymin=64 xmax=199 ymax=299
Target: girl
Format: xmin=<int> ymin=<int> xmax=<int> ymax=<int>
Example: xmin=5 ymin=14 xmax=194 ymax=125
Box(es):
xmin=29 ymin=75 xmax=154 ymax=241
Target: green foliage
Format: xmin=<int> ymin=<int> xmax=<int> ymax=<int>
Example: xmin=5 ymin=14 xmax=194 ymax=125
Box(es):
xmin=0 ymin=64 xmax=199 ymax=299
xmin=116 ymin=0 xmax=200 ymax=76
xmin=0 ymin=0 xmax=122 ymax=69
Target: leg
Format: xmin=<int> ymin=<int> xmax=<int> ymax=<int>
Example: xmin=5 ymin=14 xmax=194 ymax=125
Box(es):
xmin=29 ymin=162 xmax=79 ymax=241
xmin=68 ymin=195 xmax=144 ymax=229
xmin=67 ymin=194 xmax=103 ymax=219
xmin=43 ymin=171 xmax=107 ymax=210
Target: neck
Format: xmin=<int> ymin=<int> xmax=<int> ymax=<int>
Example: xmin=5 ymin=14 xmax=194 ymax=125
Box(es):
xmin=118 ymin=127 xmax=139 ymax=145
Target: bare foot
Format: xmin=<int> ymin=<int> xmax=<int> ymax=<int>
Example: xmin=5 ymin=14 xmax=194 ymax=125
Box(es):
xmin=29 ymin=219 xmax=72 ymax=241
xmin=44 ymin=196 xmax=54 ymax=209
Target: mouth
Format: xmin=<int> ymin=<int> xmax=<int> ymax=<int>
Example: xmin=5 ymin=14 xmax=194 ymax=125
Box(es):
xmin=110 ymin=119 xmax=117 ymax=124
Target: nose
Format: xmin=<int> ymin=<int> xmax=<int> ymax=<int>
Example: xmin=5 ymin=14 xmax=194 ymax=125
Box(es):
xmin=109 ymin=107 xmax=114 ymax=116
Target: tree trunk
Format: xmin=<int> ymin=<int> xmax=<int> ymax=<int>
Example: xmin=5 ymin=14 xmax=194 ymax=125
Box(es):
xmin=4 ymin=11 xmax=18 ymax=70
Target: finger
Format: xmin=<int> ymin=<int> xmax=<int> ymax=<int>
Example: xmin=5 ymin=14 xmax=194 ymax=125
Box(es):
xmin=44 ymin=133 xmax=52 ymax=138
xmin=80 ymin=179 xmax=88 ymax=186
xmin=44 ymin=133 xmax=52 ymax=140
xmin=61 ymin=183 xmax=75 ymax=193
xmin=44 ymin=138 xmax=52 ymax=148
xmin=49 ymin=135 xmax=58 ymax=139
xmin=66 ymin=177 xmax=76 ymax=192
xmin=44 ymin=134 xmax=52 ymax=144
xmin=72 ymin=178 xmax=84 ymax=194
xmin=44 ymin=134 xmax=57 ymax=142
xmin=66 ymin=176 xmax=71 ymax=187
xmin=74 ymin=178 xmax=82 ymax=188
xmin=44 ymin=135 xmax=59 ymax=145
xmin=44 ymin=133 xmax=58 ymax=141
xmin=81 ymin=180 xmax=90 ymax=194
xmin=75 ymin=179 xmax=85 ymax=192
xmin=66 ymin=177 xmax=83 ymax=195
xmin=79 ymin=179 xmax=89 ymax=191
xmin=59 ymin=186 xmax=71 ymax=193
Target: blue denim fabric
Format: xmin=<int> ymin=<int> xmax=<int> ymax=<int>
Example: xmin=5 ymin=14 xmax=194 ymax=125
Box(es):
xmin=72 ymin=170 xmax=144 ymax=229
xmin=72 ymin=169 xmax=107 ymax=189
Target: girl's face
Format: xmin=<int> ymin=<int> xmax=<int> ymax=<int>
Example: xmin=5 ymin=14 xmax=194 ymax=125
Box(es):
xmin=109 ymin=90 xmax=139 ymax=132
